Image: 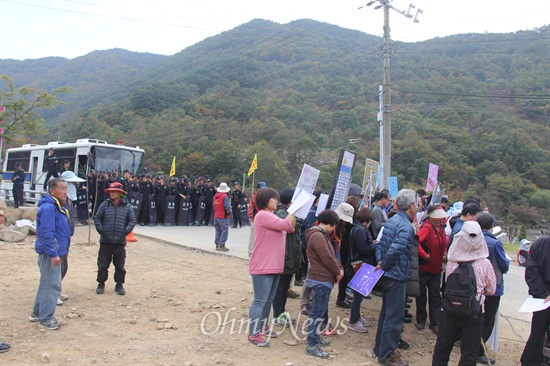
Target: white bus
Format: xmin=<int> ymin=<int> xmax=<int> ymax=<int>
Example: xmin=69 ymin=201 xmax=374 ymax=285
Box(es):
xmin=1 ymin=138 xmax=144 ymax=204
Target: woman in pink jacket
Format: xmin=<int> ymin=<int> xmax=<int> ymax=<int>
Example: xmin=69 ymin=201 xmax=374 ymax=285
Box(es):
xmin=247 ymin=188 xmax=295 ymax=347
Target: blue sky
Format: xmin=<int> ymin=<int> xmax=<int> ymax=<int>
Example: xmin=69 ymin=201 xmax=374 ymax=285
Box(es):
xmin=1 ymin=0 xmax=548 ymax=60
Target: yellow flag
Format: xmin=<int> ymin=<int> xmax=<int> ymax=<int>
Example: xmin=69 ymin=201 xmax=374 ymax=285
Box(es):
xmin=247 ymin=154 xmax=258 ymax=176
xmin=169 ymin=156 xmax=176 ymax=177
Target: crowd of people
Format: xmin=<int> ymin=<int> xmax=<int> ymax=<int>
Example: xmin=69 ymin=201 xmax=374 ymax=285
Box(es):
xmin=6 ymin=167 xmax=548 ymax=366
xmin=243 ymin=186 xmax=548 ymax=366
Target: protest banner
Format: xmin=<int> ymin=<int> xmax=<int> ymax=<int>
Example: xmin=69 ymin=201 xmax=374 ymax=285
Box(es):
xmin=292 ymin=164 xmax=320 ymax=202
xmin=362 ymin=158 xmax=379 ymax=201
xmin=327 ymin=149 xmax=356 ymax=210
xmin=348 ymin=263 xmax=385 ymax=297
xmin=426 ymin=163 xmax=439 ymax=192
xmin=388 ymin=176 xmax=399 ymax=199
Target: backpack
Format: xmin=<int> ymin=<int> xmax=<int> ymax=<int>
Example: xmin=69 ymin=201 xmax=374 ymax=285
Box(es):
xmin=443 ymin=261 xmax=481 ymax=318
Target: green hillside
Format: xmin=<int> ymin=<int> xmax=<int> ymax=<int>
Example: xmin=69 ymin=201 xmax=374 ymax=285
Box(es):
xmin=1 ymin=19 xmax=549 ymax=225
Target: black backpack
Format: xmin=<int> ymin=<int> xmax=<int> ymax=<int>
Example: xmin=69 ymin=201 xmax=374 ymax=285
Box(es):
xmin=443 ymin=261 xmax=481 ymax=318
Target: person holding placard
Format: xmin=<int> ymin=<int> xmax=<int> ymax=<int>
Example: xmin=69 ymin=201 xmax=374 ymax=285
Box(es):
xmin=247 ymin=188 xmax=295 ymax=347
xmin=520 ymin=236 xmax=550 ymax=366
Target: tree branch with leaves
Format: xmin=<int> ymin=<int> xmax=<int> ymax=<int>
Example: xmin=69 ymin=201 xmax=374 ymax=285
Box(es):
xmin=0 ymin=75 xmax=70 ymax=144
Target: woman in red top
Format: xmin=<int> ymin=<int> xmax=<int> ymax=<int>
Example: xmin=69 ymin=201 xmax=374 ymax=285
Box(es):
xmin=416 ymin=206 xmax=447 ymax=334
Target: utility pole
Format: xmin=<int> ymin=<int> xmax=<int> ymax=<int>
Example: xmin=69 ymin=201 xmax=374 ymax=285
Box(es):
xmin=365 ymin=0 xmax=422 ymax=189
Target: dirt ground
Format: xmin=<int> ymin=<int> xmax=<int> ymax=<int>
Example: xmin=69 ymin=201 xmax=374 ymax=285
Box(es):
xmin=0 ymin=226 xmax=529 ymax=366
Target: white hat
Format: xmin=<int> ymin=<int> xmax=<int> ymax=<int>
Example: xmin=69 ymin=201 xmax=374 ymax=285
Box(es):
xmin=429 ymin=207 xmax=447 ymax=219
xmin=335 ymin=202 xmax=354 ymax=224
xmin=217 ymin=182 xmax=230 ymax=193
xmin=60 ymin=171 xmax=85 ymax=183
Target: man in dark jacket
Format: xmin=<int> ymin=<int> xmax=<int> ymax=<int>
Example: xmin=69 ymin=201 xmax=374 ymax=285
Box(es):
xmin=520 ymin=236 xmax=550 ymax=366
xmin=94 ymin=182 xmax=136 ymax=296
xmin=44 ymin=148 xmax=59 ymax=186
xmin=11 ymin=162 xmax=25 ymax=208
xmin=374 ymin=188 xmax=416 ymax=366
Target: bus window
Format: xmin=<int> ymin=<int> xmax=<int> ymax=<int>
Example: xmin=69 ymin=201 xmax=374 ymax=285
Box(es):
xmin=77 ymin=155 xmax=88 ymax=177
xmin=6 ymin=151 xmax=31 ymax=170
xmin=54 ymin=148 xmax=77 ymax=172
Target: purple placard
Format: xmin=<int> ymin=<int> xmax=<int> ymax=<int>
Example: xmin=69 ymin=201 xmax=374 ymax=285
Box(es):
xmin=348 ymin=263 xmax=385 ymax=297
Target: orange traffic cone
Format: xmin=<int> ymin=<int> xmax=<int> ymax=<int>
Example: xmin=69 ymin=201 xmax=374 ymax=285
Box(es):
xmin=126 ymin=230 xmax=138 ymax=242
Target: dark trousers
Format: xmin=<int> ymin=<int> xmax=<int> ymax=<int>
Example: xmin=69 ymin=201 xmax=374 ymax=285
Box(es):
xmin=97 ymin=243 xmax=126 ymax=285
xmin=44 ymin=171 xmax=59 ymax=186
xmin=204 ymin=204 xmax=213 ymax=225
xmin=272 ymin=273 xmax=294 ymax=318
xmin=521 ymin=307 xmax=550 ymax=366
xmin=60 ymin=253 xmax=69 ymax=280
xmin=416 ymin=271 xmax=442 ymax=325
xmin=432 ymin=309 xmax=484 ymax=366
xmin=13 ymin=184 xmax=24 ymax=208
xmin=156 ymin=199 xmax=165 ymax=223
xmin=139 ymin=196 xmax=150 ymax=225
xmin=231 ymin=205 xmax=242 ymax=227
xmin=479 ymin=296 xmax=500 ymax=355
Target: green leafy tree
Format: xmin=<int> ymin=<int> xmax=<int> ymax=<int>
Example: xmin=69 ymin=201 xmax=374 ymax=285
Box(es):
xmin=0 ymin=75 xmax=70 ymax=144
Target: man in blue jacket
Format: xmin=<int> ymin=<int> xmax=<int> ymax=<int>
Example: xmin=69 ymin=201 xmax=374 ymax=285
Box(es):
xmin=477 ymin=212 xmax=510 ymax=365
xmin=374 ymin=188 xmax=416 ymax=366
xmin=94 ymin=182 xmax=136 ymax=295
xmin=29 ymin=178 xmax=71 ymax=330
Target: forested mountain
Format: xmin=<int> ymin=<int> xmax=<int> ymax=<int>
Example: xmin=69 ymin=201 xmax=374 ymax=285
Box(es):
xmin=1 ymin=19 xmax=549 ymax=225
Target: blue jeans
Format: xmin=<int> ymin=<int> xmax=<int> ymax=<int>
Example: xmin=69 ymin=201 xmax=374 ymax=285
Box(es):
xmin=214 ymin=218 xmax=229 ymax=246
xmin=307 ymin=284 xmax=332 ymax=347
xmin=374 ymin=277 xmax=406 ymax=361
xmin=248 ymin=274 xmax=280 ymax=336
xmin=350 ymin=289 xmax=364 ymax=324
xmin=32 ymin=253 xmax=62 ymax=322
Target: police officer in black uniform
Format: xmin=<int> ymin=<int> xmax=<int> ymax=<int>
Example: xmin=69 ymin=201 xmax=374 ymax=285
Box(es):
xmin=231 ymin=181 xmax=247 ymax=228
xmin=154 ymin=175 xmax=168 ymax=224
xmin=11 ymin=162 xmax=25 ymax=208
xmin=189 ymin=181 xmax=204 ymax=226
xmin=44 ymin=148 xmax=59 ymax=187
xmin=202 ymin=178 xmax=216 ymax=226
xmin=138 ymin=174 xmax=154 ymax=226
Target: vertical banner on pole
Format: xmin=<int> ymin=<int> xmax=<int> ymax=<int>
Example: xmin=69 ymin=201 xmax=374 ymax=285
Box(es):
xmin=362 ymin=158 xmax=379 ymax=200
xmin=426 ymin=163 xmax=439 ymax=192
xmin=327 ymin=149 xmax=356 ymax=210
xmin=388 ymin=177 xmax=399 ymax=199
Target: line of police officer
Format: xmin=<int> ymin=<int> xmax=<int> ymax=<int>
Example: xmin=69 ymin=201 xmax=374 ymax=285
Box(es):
xmin=85 ymin=171 xmax=221 ymax=226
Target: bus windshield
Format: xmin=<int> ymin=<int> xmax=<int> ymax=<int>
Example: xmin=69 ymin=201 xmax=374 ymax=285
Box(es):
xmin=93 ymin=147 xmax=143 ymax=174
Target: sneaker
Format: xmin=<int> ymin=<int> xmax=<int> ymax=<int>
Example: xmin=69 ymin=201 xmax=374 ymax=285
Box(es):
xmin=416 ymin=322 xmax=425 ymax=330
xmin=38 ymin=319 xmax=60 ymax=330
xmin=273 ymin=312 xmax=295 ymax=326
xmin=359 ymin=317 xmax=372 ymax=327
xmin=59 ymin=293 xmax=69 ymax=301
xmin=115 ymin=284 xmax=126 ymax=296
xmin=305 ymin=344 xmax=329 ymax=359
xmin=29 ymin=312 xmax=39 ymax=322
xmin=287 ymin=290 xmax=300 ymax=299
xmin=429 ymin=324 xmax=439 ymax=335
xmin=248 ymin=334 xmax=270 ymax=347
xmin=96 ymin=283 xmax=105 ymax=294
xmin=57 ymin=298 xmax=63 ymax=306
xmin=398 ymin=338 xmax=410 ymax=350
xmin=260 ymin=325 xmax=278 ymax=339
xmin=321 ymin=325 xmax=338 ymax=337
xmin=300 ymin=306 xmax=311 ymax=316
xmin=379 ymin=351 xmax=409 ymax=366
xmin=477 ymin=355 xmax=496 ymax=365
xmin=294 ymin=280 xmax=304 ymax=287
xmin=0 ymin=341 xmax=11 ymax=353
xmin=336 ymin=299 xmax=351 ymax=309
xmin=349 ymin=321 xmax=368 ymax=333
